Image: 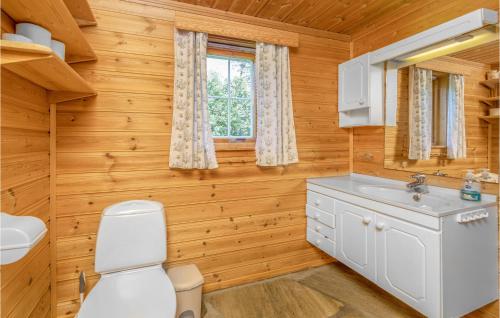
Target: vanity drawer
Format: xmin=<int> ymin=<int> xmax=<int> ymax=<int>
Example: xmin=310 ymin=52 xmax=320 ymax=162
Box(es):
xmin=306 ymin=204 xmax=335 ymax=228
xmin=307 ymin=190 xmax=335 ymax=213
xmin=307 ymin=228 xmax=335 ymax=258
xmin=307 ymin=217 xmax=335 ymax=241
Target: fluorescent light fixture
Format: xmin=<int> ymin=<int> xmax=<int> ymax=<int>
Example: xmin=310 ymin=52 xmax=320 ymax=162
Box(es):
xmin=396 ymin=25 xmax=498 ymax=64
xmin=370 ymin=8 xmax=498 ymax=65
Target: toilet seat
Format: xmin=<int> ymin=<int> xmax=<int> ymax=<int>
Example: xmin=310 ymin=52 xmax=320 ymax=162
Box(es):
xmin=77 ymin=265 xmax=176 ymax=318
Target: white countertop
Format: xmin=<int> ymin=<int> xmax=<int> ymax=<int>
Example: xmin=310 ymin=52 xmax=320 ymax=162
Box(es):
xmin=307 ymin=174 xmax=497 ymax=217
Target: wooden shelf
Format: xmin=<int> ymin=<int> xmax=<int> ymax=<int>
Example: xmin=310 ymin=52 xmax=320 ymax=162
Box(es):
xmin=479 ymin=115 xmax=499 ymax=124
xmin=480 ymin=78 xmax=500 ymax=89
xmin=2 ymin=0 xmax=97 ymax=63
xmin=1 ymin=40 xmax=96 ymax=102
xmin=63 ymin=0 xmax=97 ymax=27
xmin=479 ymin=96 xmax=500 ymax=106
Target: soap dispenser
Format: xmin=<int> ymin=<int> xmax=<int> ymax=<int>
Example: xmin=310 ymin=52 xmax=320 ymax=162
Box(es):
xmin=460 ymin=170 xmax=481 ymax=201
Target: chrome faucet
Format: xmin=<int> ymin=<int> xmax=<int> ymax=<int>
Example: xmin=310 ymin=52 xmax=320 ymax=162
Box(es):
xmin=433 ymin=170 xmax=448 ymax=177
xmin=407 ymin=173 xmax=429 ymax=201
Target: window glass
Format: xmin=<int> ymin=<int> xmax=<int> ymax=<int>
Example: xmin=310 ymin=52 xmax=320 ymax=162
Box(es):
xmin=207 ymin=54 xmax=254 ymax=139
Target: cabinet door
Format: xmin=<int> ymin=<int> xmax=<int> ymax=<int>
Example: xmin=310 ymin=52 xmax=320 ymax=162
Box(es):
xmin=375 ymin=214 xmax=441 ymax=318
xmin=338 ymin=53 xmax=369 ymax=112
xmin=335 ymin=200 xmax=376 ymax=281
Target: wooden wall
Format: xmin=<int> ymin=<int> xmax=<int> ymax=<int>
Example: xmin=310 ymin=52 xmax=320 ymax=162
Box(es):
xmin=53 ymin=0 xmax=351 ymax=316
xmin=351 ymin=0 xmax=499 ymax=195
xmin=492 ymin=122 xmax=499 ymax=174
xmin=1 ymin=70 xmax=52 ymax=317
xmin=384 ymin=57 xmax=491 ymax=178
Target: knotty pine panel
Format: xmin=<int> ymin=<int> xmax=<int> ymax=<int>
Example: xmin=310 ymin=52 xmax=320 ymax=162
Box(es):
xmin=492 ymin=122 xmax=499 ymax=174
xmin=56 ymin=239 xmax=316 ymax=282
xmin=53 ymin=0 xmax=351 ymax=314
xmin=1 ymin=70 xmax=51 ymax=317
xmin=167 ymin=0 xmax=431 ymax=37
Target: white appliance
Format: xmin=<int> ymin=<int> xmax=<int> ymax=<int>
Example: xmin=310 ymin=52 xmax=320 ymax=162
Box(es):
xmin=76 ymin=200 xmax=176 ymax=318
xmin=306 ymin=174 xmax=498 ymax=318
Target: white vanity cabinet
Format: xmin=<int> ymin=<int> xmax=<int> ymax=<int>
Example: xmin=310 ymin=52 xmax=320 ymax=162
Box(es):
xmin=375 ymin=213 xmax=441 ymax=317
xmin=306 ymin=176 xmax=498 ymax=318
xmin=335 ymin=199 xmax=439 ymax=316
xmin=306 ymin=191 xmax=336 ymax=258
xmin=335 ymin=200 xmax=376 ymax=281
xmin=338 ymin=53 xmax=384 ymax=127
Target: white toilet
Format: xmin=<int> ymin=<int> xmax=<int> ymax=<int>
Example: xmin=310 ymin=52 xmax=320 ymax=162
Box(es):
xmin=77 ymin=200 xmax=176 ymax=318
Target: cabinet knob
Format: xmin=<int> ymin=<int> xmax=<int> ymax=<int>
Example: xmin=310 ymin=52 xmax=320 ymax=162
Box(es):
xmin=362 ymin=217 xmax=372 ymax=225
xmin=314 ymin=213 xmax=320 ymax=220
xmin=314 ymin=199 xmax=320 ymax=207
xmin=358 ymin=99 xmax=365 ymax=105
xmin=376 ymin=222 xmax=385 ymax=231
xmin=315 ymin=225 xmax=321 ymax=232
xmin=315 ymin=239 xmax=321 ymax=246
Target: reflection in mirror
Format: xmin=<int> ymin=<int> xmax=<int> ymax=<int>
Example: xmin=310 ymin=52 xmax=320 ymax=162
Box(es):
xmin=385 ymin=40 xmax=499 ymax=183
xmin=431 ymin=71 xmax=448 ymax=148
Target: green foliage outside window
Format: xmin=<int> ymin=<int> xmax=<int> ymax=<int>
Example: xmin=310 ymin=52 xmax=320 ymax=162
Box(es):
xmin=207 ymin=55 xmax=254 ymax=138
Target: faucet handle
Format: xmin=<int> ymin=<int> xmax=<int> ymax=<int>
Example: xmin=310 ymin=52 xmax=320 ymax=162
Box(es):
xmin=433 ymin=170 xmax=448 ymax=177
xmin=410 ymin=173 xmax=426 ymax=183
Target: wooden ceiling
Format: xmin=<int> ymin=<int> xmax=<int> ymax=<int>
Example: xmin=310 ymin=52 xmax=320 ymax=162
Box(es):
xmin=451 ymin=40 xmax=499 ymax=65
xmin=173 ymin=0 xmax=418 ymax=35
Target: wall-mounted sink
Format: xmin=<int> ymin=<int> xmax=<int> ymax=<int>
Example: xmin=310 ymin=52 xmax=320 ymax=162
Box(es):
xmin=0 ymin=212 xmax=47 ymax=265
xmin=357 ymin=185 xmax=457 ymax=211
xmin=307 ymin=173 xmax=496 ymax=216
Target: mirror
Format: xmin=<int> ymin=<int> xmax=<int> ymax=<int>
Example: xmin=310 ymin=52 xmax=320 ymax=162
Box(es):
xmin=384 ymin=39 xmax=499 ymax=183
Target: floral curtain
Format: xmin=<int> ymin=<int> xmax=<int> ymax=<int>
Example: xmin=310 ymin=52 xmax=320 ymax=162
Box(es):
xmin=255 ymin=42 xmax=298 ymax=166
xmin=169 ymin=29 xmax=218 ymax=169
xmin=447 ymin=73 xmax=466 ymax=159
xmin=408 ymin=66 xmax=433 ymax=160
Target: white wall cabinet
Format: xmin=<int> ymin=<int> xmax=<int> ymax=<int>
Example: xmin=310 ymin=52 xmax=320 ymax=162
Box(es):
xmin=306 ymin=182 xmax=498 ymax=318
xmin=338 ymin=53 xmax=384 ymax=127
xmin=338 ymin=54 xmax=369 ymax=112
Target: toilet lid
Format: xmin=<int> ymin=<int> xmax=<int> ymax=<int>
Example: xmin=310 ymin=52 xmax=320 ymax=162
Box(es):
xmin=77 ymin=265 xmax=176 ymax=318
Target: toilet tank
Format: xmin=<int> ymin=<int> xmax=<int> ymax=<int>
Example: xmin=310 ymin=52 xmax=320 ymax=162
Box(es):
xmin=95 ymin=200 xmax=167 ymax=274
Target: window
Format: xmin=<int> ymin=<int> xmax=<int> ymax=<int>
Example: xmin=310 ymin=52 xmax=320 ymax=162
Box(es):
xmin=207 ymin=50 xmax=255 ymax=140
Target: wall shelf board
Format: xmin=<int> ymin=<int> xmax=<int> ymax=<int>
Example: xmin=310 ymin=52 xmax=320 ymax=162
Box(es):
xmin=479 ymin=78 xmax=499 ymax=89
xmin=2 ymin=0 xmax=97 ymax=63
xmin=479 ymin=115 xmax=499 ymax=124
xmin=479 ymin=96 xmax=500 ymax=106
xmin=1 ymin=40 xmax=96 ymax=102
xmin=63 ymin=0 xmax=97 ymax=27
